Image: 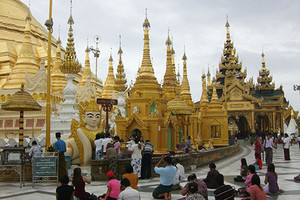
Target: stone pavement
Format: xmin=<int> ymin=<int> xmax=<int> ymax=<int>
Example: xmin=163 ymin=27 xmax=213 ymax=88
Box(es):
xmin=0 ymin=142 xmax=299 ymax=200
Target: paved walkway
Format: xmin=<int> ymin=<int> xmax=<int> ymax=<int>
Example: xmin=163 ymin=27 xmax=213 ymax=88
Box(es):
xmin=0 ymin=142 xmax=299 ymax=200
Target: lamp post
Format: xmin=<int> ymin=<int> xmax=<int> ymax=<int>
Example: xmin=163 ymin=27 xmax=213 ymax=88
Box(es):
xmin=45 ymin=0 xmax=53 ymax=149
xmin=89 ymin=35 xmax=101 ymax=87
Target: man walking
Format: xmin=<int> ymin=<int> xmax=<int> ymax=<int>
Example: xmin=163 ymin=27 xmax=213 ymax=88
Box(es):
xmin=141 ymin=140 xmax=154 ymax=179
xmin=54 ymin=132 xmax=67 ymax=178
xmin=264 ymin=133 xmax=274 ymax=164
xmin=152 ymin=155 xmax=176 ymax=199
xmin=283 ymin=133 xmax=291 ymax=160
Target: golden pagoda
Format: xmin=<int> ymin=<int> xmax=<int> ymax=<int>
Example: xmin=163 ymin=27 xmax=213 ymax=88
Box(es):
xmin=3 ymin=13 xmax=39 ymax=89
xmin=51 ymin=38 xmax=67 ymax=93
xmin=180 ymin=51 xmax=194 ymax=108
xmin=79 ymin=47 xmax=92 ymax=87
xmin=100 ymin=53 xmax=117 ymax=99
xmin=115 ymin=14 xmax=178 ymax=152
xmin=115 ymin=36 xmax=127 ymax=92
xmin=162 ymin=31 xmax=177 ymax=100
xmin=256 ymin=51 xmax=275 ymax=91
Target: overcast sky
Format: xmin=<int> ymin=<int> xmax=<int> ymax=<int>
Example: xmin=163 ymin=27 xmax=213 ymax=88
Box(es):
xmin=24 ymin=0 xmax=300 ymax=112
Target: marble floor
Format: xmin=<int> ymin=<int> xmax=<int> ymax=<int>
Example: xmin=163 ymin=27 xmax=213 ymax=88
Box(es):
xmin=0 ymin=141 xmax=299 ymax=200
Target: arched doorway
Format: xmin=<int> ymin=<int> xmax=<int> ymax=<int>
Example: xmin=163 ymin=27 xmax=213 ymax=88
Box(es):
xmin=255 ymin=115 xmax=270 ymax=135
xmin=228 ymin=115 xmax=250 ymax=139
xmin=130 ymin=129 xmax=142 ymax=140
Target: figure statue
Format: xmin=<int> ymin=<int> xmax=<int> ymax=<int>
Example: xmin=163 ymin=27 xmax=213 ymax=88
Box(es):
xmin=66 ymin=93 xmax=101 ymax=165
xmin=192 ymin=135 xmax=202 ymax=150
xmin=203 ymin=139 xmax=214 ymax=150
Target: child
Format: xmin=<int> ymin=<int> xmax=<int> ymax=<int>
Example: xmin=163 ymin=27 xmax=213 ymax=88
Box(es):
xmin=253 ymin=152 xmax=262 ymax=170
xmin=56 ymin=175 xmax=74 ymax=200
xmin=264 ymin=163 xmax=284 ymax=194
xmin=186 ymin=181 xmax=205 ymax=200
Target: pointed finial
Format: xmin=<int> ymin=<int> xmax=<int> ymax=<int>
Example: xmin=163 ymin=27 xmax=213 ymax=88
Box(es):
xmin=70 ymin=0 xmax=73 ymax=16
xmin=143 ymin=8 xmax=150 ymax=28
xmin=109 ymin=48 xmax=113 ymax=62
xmin=261 ymin=49 xmax=266 ymax=69
xmin=182 ymin=46 xmax=187 ymax=60
xmin=166 ymin=28 xmax=172 ymax=46
xmin=58 ymin=24 xmax=61 ymax=38
xmin=68 ymin=0 xmax=74 ymax=25
xmin=171 ymin=36 xmax=175 ymax=55
xmin=225 ymin=14 xmax=230 ymax=28
xmin=118 ymin=35 xmax=123 ymax=55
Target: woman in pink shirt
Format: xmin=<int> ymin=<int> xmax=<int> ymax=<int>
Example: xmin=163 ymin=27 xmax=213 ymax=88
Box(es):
xmin=250 ymin=174 xmax=267 ymax=200
xmin=99 ymin=171 xmax=120 ymax=200
xmin=113 ymin=136 xmax=121 ymax=158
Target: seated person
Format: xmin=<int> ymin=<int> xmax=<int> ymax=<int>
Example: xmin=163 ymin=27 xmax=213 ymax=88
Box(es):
xmin=118 ymin=178 xmax=141 ymax=200
xmin=180 ymin=173 xmax=208 ymax=200
xmin=234 ymin=158 xmax=248 ymax=182
xmin=264 ymin=163 xmax=284 ymax=194
xmin=72 ymin=168 xmax=91 ymax=200
xmin=253 ymin=153 xmax=262 ymax=170
xmin=99 ymin=171 xmax=120 ymax=200
xmin=122 ymin=165 xmax=138 ymax=190
xmin=186 ymin=182 xmax=205 ymax=200
xmin=214 ymin=174 xmax=235 ymax=200
xmin=152 ymin=155 xmax=177 ymax=200
xmin=237 ymin=165 xmax=256 ymax=197
xmin=56 ymin=175 xmax=74 ymax=200
xmin=172 ymin=158 xmax=185 ymax=190
xmin=249 ymin=174 xmax=268 ymax=200
xmin=203 ymin=163 xmax=220 ymax=189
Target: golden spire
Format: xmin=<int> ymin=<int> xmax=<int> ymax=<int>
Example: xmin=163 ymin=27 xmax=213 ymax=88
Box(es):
xmin=135 ymin=10 xmax=158 ymax=85
xmin=115 ymin=35 xmax=127 ymax=92
xmin=177 ymin=64 xmax=181 ymax=86
xmin=4 ymin=12 xmax=39 ymax=89
xmin=51 ymin=37 xmax=67 ymax=93
xmin=257 ymin=50 xmax=275 ymax=91
xmin=180 ymin=49 xmax=193 ymax=108
xmin=60 ymin=0 xmax=81 ymax=74
xmin=163 ymin=29 xmax=177 ymax=100
xmin=207 ymin=66 xmax=211 ymax=86
xmin=211 ymin=79 xmax=218 ymax=101
xmin=101 ymin=51 xmax=117 ymax=99
xmin=171 ymin=37 xmax=176 ymax=75
xmin=200 ymin=73 xmax=209 ymax=105
xmin=225 ymin=15 xmax=231 ymax=42
xmin=79 ymin=46 xmax=92 ymax=87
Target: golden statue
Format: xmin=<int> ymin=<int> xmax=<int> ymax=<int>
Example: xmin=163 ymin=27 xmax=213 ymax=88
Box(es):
xmin=203 ymin=139 xmax=214 ymax=150
xmin=66 ymin=94 xmax=101 ymax=165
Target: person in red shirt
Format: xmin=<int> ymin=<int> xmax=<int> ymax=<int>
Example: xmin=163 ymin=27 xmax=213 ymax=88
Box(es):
xmin=253 ymin=153 xmax=262 ymax=170
xmin=254 ymin=138 xmax=261 ymax=158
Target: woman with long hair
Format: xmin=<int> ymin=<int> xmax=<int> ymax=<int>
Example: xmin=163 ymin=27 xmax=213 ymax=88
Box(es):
xmin=264 ymin=163 xmax=283 ymax=194
xmin=234 ymin=158 xmax=248 ymax=182
xmin=249 ymin=174 xmax=267 ymax=200
xmin=72 ymin=167 xmax=91 ymax=200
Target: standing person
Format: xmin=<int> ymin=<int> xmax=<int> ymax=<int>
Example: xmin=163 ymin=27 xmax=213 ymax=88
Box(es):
xmin=214 ymin=174 xmax=235 ymax=200
xmin=126 ymin=135 xmax=136 ymax=152
xmin=94 ymin=133 xmax=104 ymax=160
xmin=106 ymin=142 xmax=118 ymax=179
xmin=102 ymin=133 xmax=113 ymax=156
xmin=29 ymin=141 xmax=43 ymax=159
xmin=173 ymin=158 xmax=185 ymax=190
xmin=249 ymin=174 xmax=267 ymax=200
xmin=264 ymin=133 xmax=274 ymax=164
xmin=185 ymin=136 xmax=191 ymax=153
xmin=72 ymin=168 xmax=91 ymax=200
xmin=254 ymin=137 xmax=261 ymax=158
xmin=113 ymin=136 xmax=121 ymax=158
xmin=118 ymin=178 xmax=141 ymax=200
xmin=152 ymin=155 xmax=177 ymax=200
xmin=180 ymin=173 xmax=208 ymax=200
xmin=99 ymin=171 xmax=120 ymax=200
xmin=122 ymin=165 xmax=138 ymax=190
xmin=264 ymin=163 xmax=283 ymax=194
xmin=283 ymin=133 xmax=291 ymax=160
xmin=203 ymin=163 xmax=220 ymax=189
xmin=56 ymin=175 xmax=74 ymax=200
xmin=141 ymin=140 xmax=154 ymax=179
xmin=130 ymin=138 xmax=142 ymax=178
xmin=53 ymin=132 xmax=67 ymax=178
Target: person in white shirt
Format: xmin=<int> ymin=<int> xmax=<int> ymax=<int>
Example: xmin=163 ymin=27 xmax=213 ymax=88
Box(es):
xmin=173 ymin=158 xmax=185 ymax=190
xmin=130 ymin=138 xmax=142 ymax=178
xmin=118 ymin=178 xmax=141 ymax=200
xmin=102 ymin=133 xmax=113 ymax=155
xmin=94 ymin=134 xmax=104 ymax=160
xmin=29 ymin=141 xmax=42 ymax=159
xmin=283 ymin=133 xmax=291 ymax=160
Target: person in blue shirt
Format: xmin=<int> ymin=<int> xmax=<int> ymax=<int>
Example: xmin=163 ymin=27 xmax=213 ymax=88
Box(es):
xmin=54 ymin=132 xmax=67 ymax=178
xmin=152 ymin=155 xmax=177 ymax=199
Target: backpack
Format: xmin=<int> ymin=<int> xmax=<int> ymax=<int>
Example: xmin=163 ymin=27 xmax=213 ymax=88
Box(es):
xmin=87 ymin=193 xmax=98 ymax=200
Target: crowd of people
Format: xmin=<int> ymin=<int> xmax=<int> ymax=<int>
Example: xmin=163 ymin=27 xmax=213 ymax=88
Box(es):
xmin=53 ymin=133 xmax=298 ymax=200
